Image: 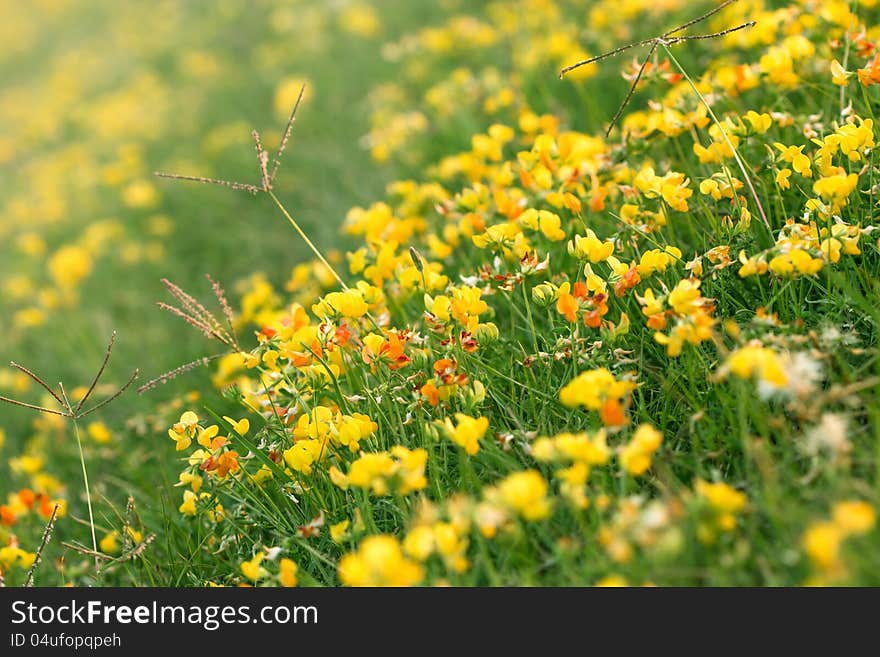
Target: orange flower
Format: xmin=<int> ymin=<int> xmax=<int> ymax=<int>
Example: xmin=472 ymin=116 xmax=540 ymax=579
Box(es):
xmin=600 ymin=398 xmax=627 ymax=426
xmin=384 ymin=333 xmax=410 ymax=369
xmin=858 ymin=54 xmax=880 ymax=86
xmin=646 ymin=314 xmax=667 ymax=330
xmin=363 ymin=332 xmax=411 ymax=370
xmin=215 ymin=451 xmax=240 ymax=478
xmin=17 ymin=488 xmax=36 ymax=510
xmin=421 ymin=380 xmax=441 ymax=407
xmin=556 ymin=283 xmax=579 ymax=322
xmin=433 ymin=358 xmax=456 ymax=382
xmin=614 ymin=265 xmax=641 ymax=297
xmin=589 ymin=174 xmax=608 ymax=212
xmin=459 ymin=331 xmax=479 ymax=352
xmin=36 ymin=495 xmax=57 ymax=519
xmin=556 ymin=282 xmax=588 ymax=322
xmin=334 ymin=322 xmax=352 ymax=347
xmin=0 ymin=505 xmax=16 ymax=526
xmin=583 ymin=293 xmax=609 ymax=329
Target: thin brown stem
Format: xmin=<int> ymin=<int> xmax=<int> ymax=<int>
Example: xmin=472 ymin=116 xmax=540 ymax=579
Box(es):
xmin=206 ymin=274 xmax=239 ymax=350
xmin=161 ymin=279 xmax=226 ymax=337
xmin=667 ymin=21 xmax=756 ymax=42
xmin=271 ymin=83 xmax=306 ymax=183
xmin=154 ymin=171 xmax=261 ymax=195
xmin=58 ymin=382 xmax=73 ymax=415
xmin=76 ymin=331 xmax=116 ymax=412
xmin=63 ymin=533 xmax=155 ymax=565
xmin=25 ymin=504 xmax=59 ymax=587
xmin=0 ymin=396 xmax=68 ymax=416
xmin=662 ymin=0 xmax=739 ymax=38
xmin=559 ymin=37 xmax=658 ymax=78
xmin=9 ymin=361 xmax=66 ymax=408
xmin=137 ymin=355 xmax=221 ymax=394
xmin=606 ymin=42 xmax=658 ymax=137
xmin=253 ymin=130 xmax=271 ymax=191
xmin=157 ymin=302 xmax=223 ymax=343
xmin=122 ymin=496 xmax=136 ymax=553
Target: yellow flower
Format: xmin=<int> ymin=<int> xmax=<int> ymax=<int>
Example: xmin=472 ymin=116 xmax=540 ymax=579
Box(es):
xmin=241 ymin=552 xmax=266 ymax=582
xmin=832 ymin=501 xmax=875 ymax=536
xmin=696 ymin=479 xmax=747 ymax=536
xmin=449 ymin=286 xmax=488 ymax=330
xmin=334 ymin=413 xmax=378 ymax=452
xmin=179 ymin=490 xmax=198 ymax=516
xmin=744 ymin=110 xmax=772 ymax=133
xmin=568 ymin=231 xmax=614 ymax=262
xmin=813 ymin=172 xmax=859 ymax=208
xmin=0 ymin=546 xmax=37 ymax=571
xmin=667 ymin=279 xmax=703 ymax=316
xmin=637 ymin=247 xmax=681 ymax=277
xmin=168 ymin=411 xmax=200 ymax=451
xmin=279 ymin=558 xmax=298 ymax=587
xmin=391 ymin=446 xmax=429 ymax=494
xmin=339 ymin=2 xmax=380 ymax=38
xmin=338 ymin=535 xmax=424 ymax=586
xmin=619 ymin=424 xmax=663 ymax=476
xmin=439 ymin=413 xmax=489 ymax=455
xmin=532 ymin=430 xmax=610 ymax=467
xmin=178 ymin=471 xmax=202 ymax=493
xmin=122 ymin=180 xmax=158 ymax=208
xmin=274 ymin=76 xmax=311 ymax=119
xmin=432 ymin=522 xmax=469 ymax=573
xmin=100 ymin=531 xmax=120 ymax=554
xmin=699 ymin=179 xmax=721 ymax=199
xmin=634 ymin=167 xmax=693 ymax=211
xmin=425 ymin=294 xmax=451 ymax=321
xmin=16 ymin=232 xmax=47 ymax=256
xmin=48 ymin=245 xmax=93 ymax=289
xmin=87 ymin=421 xmax=112 ymax=444
xmin=472 ymin=222 xmax=521 ymax=250
xmin=346 ymin=452 xmax=397 ymax=495
xmin=724 ymin=344 xmax=788 ymax=388
xmin=773 ymin=143 xmax=812 ymax=177
xmin=495 ymin=470 xmax=552 ymax=521
xmin=403 ymin=525 xmax=435 ymax=561
xmin=197 ymin=425 xmax=219 ymax=449
xmin=559 ymin=368 xmax=636 ymax=411
xmin=330 ymin=520 xmax=351 ymax=543
xmin=803 ymin=521 xmax=842 ymax=571
xmin=776 ymin=168 xmax=792 ymax=190
xmin=830 ymin=59 xmax=852 ymax=86
xmin=223 ymin=416 xmax=250 ymax=435
xmin=595 ymin=574 xmax=628 ymax=587
xmin=312 ymin=288 xmax=369 ymax=319
xmin=520 ymin=209 xmax=566 ymax=241
xmin=282 ymin=439 xmax=326 ymax=475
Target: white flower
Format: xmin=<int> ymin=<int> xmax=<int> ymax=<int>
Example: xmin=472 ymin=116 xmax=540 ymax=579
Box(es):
xmin=803 ymin=413 xmax=851 ymax=462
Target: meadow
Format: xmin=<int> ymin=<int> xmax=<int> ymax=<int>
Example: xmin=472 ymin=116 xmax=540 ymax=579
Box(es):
xmin=1 ymin=0 xmax=878 ymax=586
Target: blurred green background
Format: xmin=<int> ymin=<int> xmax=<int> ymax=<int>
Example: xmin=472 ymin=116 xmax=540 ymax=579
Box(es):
xmin=0 ymin=2 xmax=466 ymax=577
xmin=0 ymin=1 xmax=438 ymax=417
